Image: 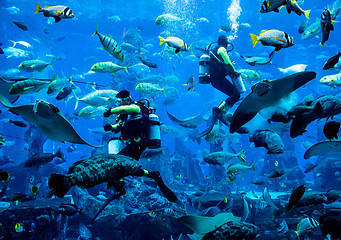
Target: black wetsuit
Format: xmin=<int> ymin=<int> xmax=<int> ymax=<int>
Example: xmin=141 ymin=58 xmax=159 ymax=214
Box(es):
xmin=117 ymin=103 xmax=149 ymax=160
xmin=210 ymin=46 xmax=240 ymax=108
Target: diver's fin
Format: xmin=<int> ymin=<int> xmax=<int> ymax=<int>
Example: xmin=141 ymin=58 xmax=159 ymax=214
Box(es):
xmin=148 ymin=171 xmax=178 ymax=202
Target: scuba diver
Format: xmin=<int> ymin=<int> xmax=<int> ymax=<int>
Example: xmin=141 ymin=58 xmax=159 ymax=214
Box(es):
xmin=198 ymin=34 xmax=246 ymax=137
xmin=103 ymin=90 xmax=178 ymax=202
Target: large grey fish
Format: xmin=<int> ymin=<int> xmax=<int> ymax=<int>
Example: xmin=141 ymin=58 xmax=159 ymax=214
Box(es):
xmin=249 ymin=129 xmax=284 ymax=154
xmin=290 ymin=95 xmax=341 ymax=138
xmin=24 ymin=148 xmax=64 ymax=167
xmin=230 ymin=71 xmax=316 ymax=133
xmin=0 ymin=95 xmax=100 ymax=147
xmin=48 ymin=154 xmax=141 ymax=197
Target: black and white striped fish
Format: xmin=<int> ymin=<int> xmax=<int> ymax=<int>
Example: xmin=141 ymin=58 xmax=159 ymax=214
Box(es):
xmin=92 ymin=25 xmax=124 ymax=62
xmin=35 ymin=3 xmax=74 ymax=23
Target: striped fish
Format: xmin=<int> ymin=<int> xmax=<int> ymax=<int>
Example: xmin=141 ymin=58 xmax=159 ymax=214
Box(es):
xmin=92 ymin=25 xmax=124 ymax=62
xmin=48 ymin=154 xmax=141 ymax=198
xmin=9 ymin=79 xmax=50 ymax=95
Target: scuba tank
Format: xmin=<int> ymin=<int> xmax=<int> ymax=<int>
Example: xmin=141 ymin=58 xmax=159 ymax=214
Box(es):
xmin=199 ymin=41 xmax=235 ymax=84
xmin=108 ymin=137 xmax=124 ymax=154
xmin=232 ymin=73 xmax=246 ymax=93
xmin=199 ymin=53 xmax=211 ymax=84
xmin=148 ymin=113 xmax=161 ymax=149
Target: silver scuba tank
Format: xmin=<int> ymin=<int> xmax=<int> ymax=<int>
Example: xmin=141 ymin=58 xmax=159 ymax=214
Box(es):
xmin=148 ymin=114 xmax=161 ymax=149
xmin=108 ymin=137 xmax=124 ymax=154
xmin=199 ymin=53 xmax=211 ymax=84
xmin=232 ymin=73 xmax=246 ymax=93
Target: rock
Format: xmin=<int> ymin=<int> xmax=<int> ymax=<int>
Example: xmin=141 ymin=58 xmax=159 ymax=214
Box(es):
xmin=202 ymin=221 xmax=260 ymax=240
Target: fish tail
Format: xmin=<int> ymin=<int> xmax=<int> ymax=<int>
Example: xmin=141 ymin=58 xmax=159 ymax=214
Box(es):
xmin=69 ymin=75 xmax=74 ymax=84
xmin=188 ymin=42 xmax=195 ymax=56
xmin=250 ymin=162 xmax=256 ymax=172
xmin=304 ymin=9 xmax=311 ymax=19
xmin=278 ymin=67 xmax=285 ymax=73
xmin=92 ymin=24 xmax=98 ymax=36
xmin=73 ymin=90 xmax=79 ymax=110
xmin=158 ymin=36 xmax=165 ymax=45
xmin=124 ymin=64 xmax=130 ymax=74
xmin=9 ymin=40 xmax=16 ymax=48
xmin=320 ymin=42 xmax=325 ymax=50
xmin=249 ymin=33 xmax=259 ymax=47
xmin=35 ymin=3 xmax=42 ymax=13
xmin=162 ymin=85 xmax=168 ymax=96
xmin=48 ymin=174 xmax=72 ymax=198
xmin=55 ymin=148 xmax=64 ymax=160
xmin=49 ymin=57 xmax=54 ymax=70
xmin=237 ymin=150 xmax=246 ymax=163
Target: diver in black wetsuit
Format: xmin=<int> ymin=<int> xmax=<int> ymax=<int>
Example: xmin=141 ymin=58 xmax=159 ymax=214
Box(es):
xmin=103 ymin=90 xmax=177 ymax=202
xmin=210 ymin=34 xmax=242 ymax=112
xmin=198 ymin=35 xmax=245 ymax=137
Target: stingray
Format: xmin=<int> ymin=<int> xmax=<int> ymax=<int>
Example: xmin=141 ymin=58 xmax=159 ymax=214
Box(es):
xmin=304 ymin=141 xmax=341 ymax=159
xmin=178 ymin=212 xmax=241 ymax=239
xmin=166 ymin=111 xmax=206 ymax=129
xmin=0 ymin=94 xmax=101 ymax=147
xmin=230 ymin=71 xmax=316 ymax=133
xmin=0 ymin=77 xmax=19 ymax=103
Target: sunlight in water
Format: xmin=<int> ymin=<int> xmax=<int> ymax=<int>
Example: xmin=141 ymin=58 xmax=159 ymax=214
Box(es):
xmin=227 ymin=0 xmax=242 ymax=40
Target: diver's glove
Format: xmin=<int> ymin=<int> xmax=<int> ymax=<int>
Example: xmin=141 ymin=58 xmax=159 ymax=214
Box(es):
xmin=104 ymin=124 xmax=113 ymax=132
xmin=103 ymin=108 xmax=113 ymax=118
xmin=104 ymin=121 xmax=123 ymax=133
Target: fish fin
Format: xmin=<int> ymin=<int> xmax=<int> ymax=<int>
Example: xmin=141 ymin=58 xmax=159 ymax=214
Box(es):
xmin=92 ymin=24 xmax=98 ymax=36
xmin=332 ymin=20 xmax=339 ymax=23
xmin=158 ymin=36 xmax=165 ymax=45
xmin=72 ymin=90 xmax=79 ymax=110
xmin=188 ymin=42 xmax=195 ymax=56
xmin=35 ymin=3 xmax=42 ymax=13
xmin=274 ymin=38 xmax=286 ymax=43
xmin=48 ymin=174 xmax=71 ymax=198
xmin=304 ymin=9 xmax=311 ymax=19
xmin=175 ymin=49 xmax=180 ymax=53
xmin=250 ymin=162 xmax=256 ymax=171
xmin=320 ymin=42 xmax=325 ymax=50
xmin=124 ymin=64 xmax=129 ymax=74
xmin=55 ymin=9 xmax=62 ymax=16
xmin=274 ymin=8 xmax=280 ymax=12
xmin=49 ymin=58 xmax=54 ymax=70
xmin=327 ymin=24 xmax=334 ymax=31
xmin=54 ymin=17 xmax=61 ymax=23
xmin=249 ymin=33 xmax=259 ymax=47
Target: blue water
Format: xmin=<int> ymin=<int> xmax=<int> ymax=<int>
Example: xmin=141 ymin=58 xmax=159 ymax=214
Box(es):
xmin=0 ymin=0 xmax=341 ymax=239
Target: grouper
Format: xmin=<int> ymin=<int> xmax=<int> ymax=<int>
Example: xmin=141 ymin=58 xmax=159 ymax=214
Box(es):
xmin=49 ymin=154 xmax=141 ymax=198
